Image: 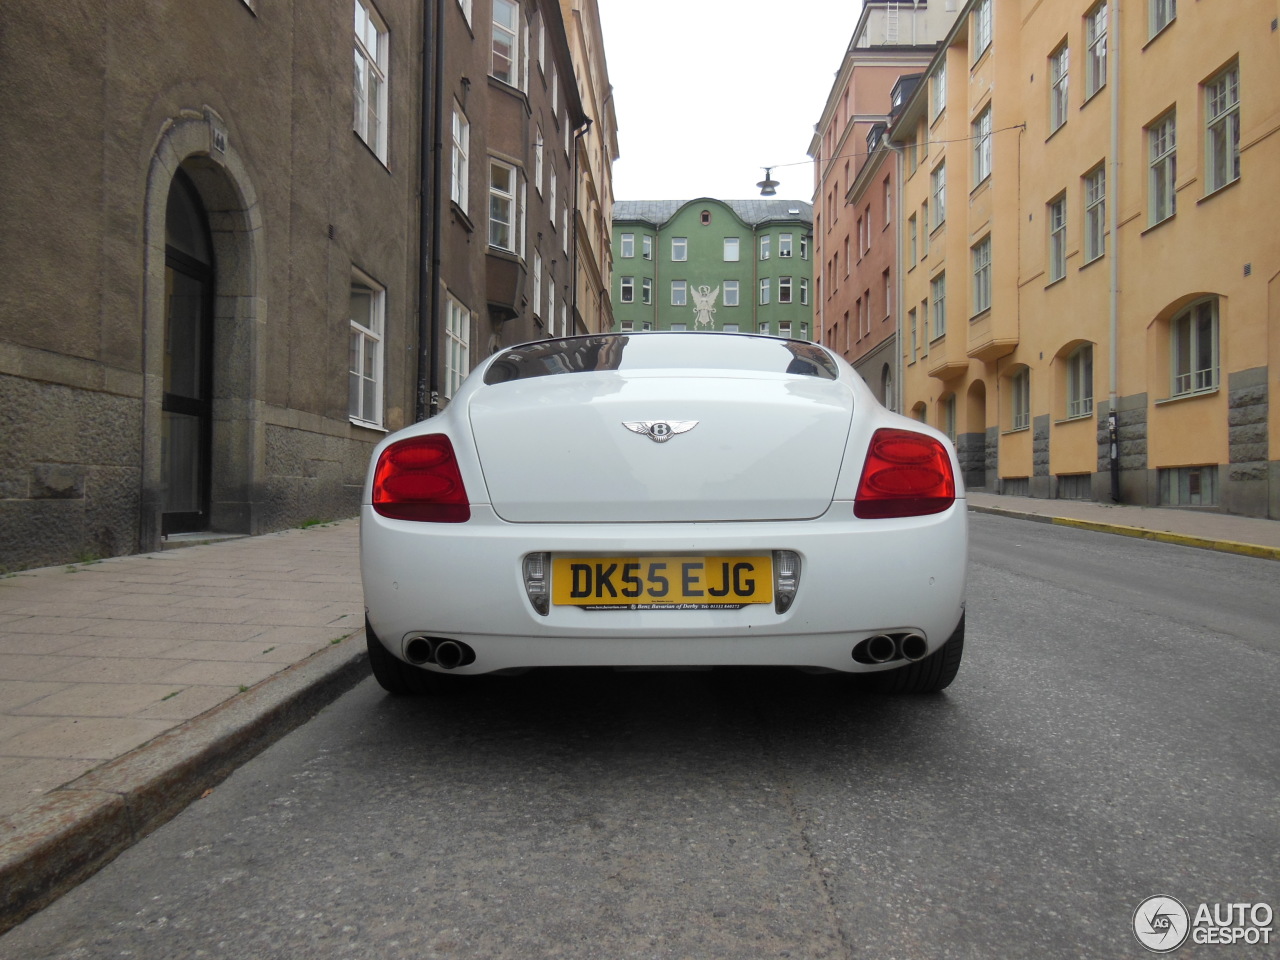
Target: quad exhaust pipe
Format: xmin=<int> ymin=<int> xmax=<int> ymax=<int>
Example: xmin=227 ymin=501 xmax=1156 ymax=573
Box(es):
xmin=853 ymin=632 xmax=929 ymax=665
xmin=403 ymin=636 xmax=476 ymax=669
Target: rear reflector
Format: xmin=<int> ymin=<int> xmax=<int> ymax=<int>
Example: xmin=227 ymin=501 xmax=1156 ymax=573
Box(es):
xmin=854 ymin=428 xmax=956 ymax=519
xmin=372 ymin=435 xmax=471 ymax=522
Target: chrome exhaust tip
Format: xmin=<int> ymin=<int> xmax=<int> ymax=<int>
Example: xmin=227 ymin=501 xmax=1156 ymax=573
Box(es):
xmin=898 ymin=633 xmax=929 ymax=662
xmin=863 ymin=634 xmax=898 ymax=664
xmin=433 ymin=639 xmax=476 ymax=670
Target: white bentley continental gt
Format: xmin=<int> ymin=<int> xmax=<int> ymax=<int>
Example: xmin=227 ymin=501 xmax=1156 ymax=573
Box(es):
xmin=360 ymin=333 xmax=967 ymax=694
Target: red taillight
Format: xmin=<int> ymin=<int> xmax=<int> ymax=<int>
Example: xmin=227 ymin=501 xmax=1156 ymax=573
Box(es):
xmin=854 ymin=428 xmax=956 ymax=519
xmin=372 ymin=435 xmax=471 ymax=522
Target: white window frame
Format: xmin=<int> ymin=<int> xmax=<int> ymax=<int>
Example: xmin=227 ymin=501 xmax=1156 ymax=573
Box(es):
xmin=800 ymin=235 xmax=809 ymax=260
xmin=779 ymin=233 xmax=793 ymax=257
xmin=1048 ymin=194 xmax=1067 ymax=283
xmin=778 ymin=321 xmax=792 ymax=339
xmin=799 ymin=278 xmax=809 ymax=306
xmin=642 ymin=235 xmax=653 ymax=260
xmin=973 ymin=0 xmax=992 ymax=58
xmin=488 ymin=160 xmax=523 ymax=254
xmin=972 ymin=236 xmax=992 ymax=315
xmin=1085 ymin=3 xmax=1107 ymax=100
xmin=931 ymin=65 xmax=947 ymax=121
xmin=932 ymin=162 xmax=946 ymax=227
xmin=1050 ymin=43 xmax=1069 ymax=132
xmin=1171 ymin=297 xmax=1219 ymax=396
xmin=620 ymin=233 xmax=634 ymax=258
xmin=1084 ymin=166 xmax=1105 ymax=263
xmin=671 ymin=237 xmax=687 ymax=262
xmin=534 ymin=127 xmax=544 ymax=195
xmin=444 ymin=296 xmax=471 ymax=400
xmin=491 ymin=0 xmax=521 ymax=87
xmin=641 ymin=278 xmax=652 ymax=304
xmin=759 ymin=235 xmax=771 ymax=260
xmin=883 ymin=269 xmax=892 ymax=319
xmin=1067 ymin=344 xmax=1094 ymax=418
xmin=451 ymin=102 xmax=470 ymax=211
xmin=1205 ymin=65 xmax=1240 ymax=194
xmin=1150 ymin=0 xmax=1175 ymax=37
xmin=1149 ymin=111 xmax=1176 ymax=224
xmin=779 ymin=276 xmax=793 ymax=304
xmin=759 ymin=278 xmax=771 ymax=305
xmin=908 ymin=215 xmax=918 ymax=267
xmin=547 ymin=282 xmax=556 ymax=336
xmin=1011 ymin=368 xmax=1031 ymax=431
xmin=931 ymin=272 xmax=947 ymax=339
xmin=909 ymin=307 xmax=918 ymax=362
xmin=619 ymin=276 xmax=634 ymax=303
xmin=723 ymin=280 xmax=739 ymax=307
xmin=349 ymin=272 xmax=384 ymax=426
xmin=723 ymin=237 xmax=740 ymax=261
xmin=973 ymin=106 xmax=992 ymax=186
xmin=671 ymin=280 xmax=687 ymax=306
xmin=533 ymin=250 xmax=543 ymax=317
xmin=353 ymin=0 xmax=389 ymax=162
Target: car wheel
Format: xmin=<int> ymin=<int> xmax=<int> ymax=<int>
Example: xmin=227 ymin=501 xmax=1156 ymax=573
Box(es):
xmin=365 ymin=617 xmax=453 ymax=695
xmin=866 ymin=613 xmax=965 ymax=694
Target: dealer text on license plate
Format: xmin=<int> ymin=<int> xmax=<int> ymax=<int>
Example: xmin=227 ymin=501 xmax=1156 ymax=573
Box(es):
xmin=551 ymin=555 xmax=773 ymax=609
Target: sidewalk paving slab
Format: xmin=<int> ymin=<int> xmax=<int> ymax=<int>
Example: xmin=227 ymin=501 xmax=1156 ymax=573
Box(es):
xmin=1 ymin=498 xmax=1278 ymax=933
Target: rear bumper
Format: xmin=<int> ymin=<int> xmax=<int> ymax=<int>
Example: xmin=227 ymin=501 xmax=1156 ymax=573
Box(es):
xmin=360 ymin=502 xmax=967 ymax=674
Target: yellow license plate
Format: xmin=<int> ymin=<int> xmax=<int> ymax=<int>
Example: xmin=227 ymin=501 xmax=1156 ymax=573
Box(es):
xmin=551 ymin=555 xmax=773 ymax=609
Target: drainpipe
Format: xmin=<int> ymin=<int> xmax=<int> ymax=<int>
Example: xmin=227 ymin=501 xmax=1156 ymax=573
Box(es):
xmin=416 ymin=0 xmax=446 ymax=422
xmin=1107 ymin=0 xmax=1121 ymax=501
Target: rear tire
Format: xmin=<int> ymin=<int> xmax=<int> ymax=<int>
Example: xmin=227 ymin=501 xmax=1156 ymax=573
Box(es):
xmin=365 ymin=617 xmax=453 ymax=695
xmin=866 ymin=612 xmax=965 ymax=694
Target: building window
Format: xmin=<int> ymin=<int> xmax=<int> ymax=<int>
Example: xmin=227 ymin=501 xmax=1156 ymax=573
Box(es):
xmin=619 ymin=276 xmax=634 ymax=303
xmin=779 ymin=233 xmax=793 ymax=257
xmin=779 ymin=277 xmax=793 ymax=304
xmin=724 ymin=237 xmax=740 ymax=261
xmin=778 ymin=321 xmax=792 ymax=338
xmin=973 ymin=0 xmax=992 ymax=57
xmin=670 ymin=322 xmax=687 ymax=331
xmin=908 ymin=308 xmax=918 ymax=362
xmin=1049 ymin=43 xmax=1069 ymax=132
xmin=972 ymin=236 xmax=992 ymax=314
xmin=642 ymin=277 xmax=652 ymax=304
xmin=549 ymin=169 xmax=557 ymax=223
xmin=800 ymin=278 xmax=809 ymax=305
xmin=1150 ymin=0 xmax=1175 ymax=36
xmin=1159 ymin=465 xmax=1218 ymax=507
xmin=488 ymin=160 xmax=523 ymax=253
xmin=759 ymin=278 xmax=771 ymax=305
xmin=445 ymin=297 xmax=470 ymax=399
xmin=349 ymin=274 xmax=384 ymax=426
xmin=456 ymin=0 xmax=472 ymax=26
xmin=724 ymin=280 xmax=739 ymax=306
xmin=921 ymin=298 xmax=930 ymax=347
xmin=671 ymin=280 xmax=687 ymax=306
xmin=619 ymin=321 xmax=634 ymax=332
xmin=1205 ymin=65 xmax=1240 ymax=194
xmin=883 ymin=178 xmax=892 ymax=225
xmin=931 ymin=65 xmax=947 ymax=121
xmin=931 ymin=272 xmax=946 ymax=338
xmin=1011 ymin=367 xmax=1031 ymax=431
xmin=671 ymin=237 xmax=687 ymax=262
xmin=491 ymin=0 xmax=521 ymax=86
xmin=759 ymin=235 xmax=771 ymax=260
xmin=942 ymin=395 xmax=957 ymax=442
xmin=620 ymin=233 xmax=635 ymax=258
xmin=642 ymin=236 xmax=653 ymax=259
xmin=921 ymin=201 xmax=929 ymax=254
xmin=533 ymin=251 xmax=543 ymax=317
xmin=353 ymin=0 xmax=388 ymax=161
xmin=1084 ymin=166 xmax=1105 ymax=263
xmin=1067 ymin=344 xmax=1094 ymax=418
xmin=723 ymin=323 xmax=739 ymax=333
xmin=1085 ymin=3 xmax=1107 ymax=99
xmin=908 ymin=215 xmax=918 ymax=267
xmin=800 ymin=235 xmax=809 ymax=259
xmin=1048 ymin=194 xmax=1067 ymax=283
xmin=931 ymin=162 xmax=946 ymax=227
xmin=1171 ymin=297 xmax=1219 ymax=396
xmin=534 ymin=127 xmax=544 ymax=194
xmin=547 ymin=282 xmax=556 ymax=335
xmin=1149 ymin=112 xmax=1176 ymax=224
xmin=882 ymin=269 xmax=891 ymax=318
xmin=700 ymin=209 xmax=712 ymax=225
xmin=451 ymin=103 xmax=470 ymax=210
xmin=973 ymin=106 xmax=992 ymax=186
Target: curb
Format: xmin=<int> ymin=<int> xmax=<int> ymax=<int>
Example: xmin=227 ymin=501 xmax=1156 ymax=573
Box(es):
xmin=969 ymin=505 xmax=1280 ymax=562
xmin=0 ymin=632 xmax=370 ymax=935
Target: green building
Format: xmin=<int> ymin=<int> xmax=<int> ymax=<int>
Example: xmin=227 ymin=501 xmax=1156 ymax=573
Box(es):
xmin=611 ymin=200 xmax=814 ymax=339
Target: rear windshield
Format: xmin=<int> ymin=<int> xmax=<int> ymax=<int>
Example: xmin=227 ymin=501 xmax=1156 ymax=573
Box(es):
xmin=483 ymin=333 xmax=839 ymax=384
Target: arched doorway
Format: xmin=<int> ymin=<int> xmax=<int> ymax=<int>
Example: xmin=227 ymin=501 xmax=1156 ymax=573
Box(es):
xmin=965 ymin=379 xmax=988 ymax=491
xmin=161 ymin=170 xmax=215 ymax=534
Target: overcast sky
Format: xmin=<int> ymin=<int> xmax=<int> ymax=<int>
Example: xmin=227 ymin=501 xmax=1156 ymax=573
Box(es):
xmin=595 ymin=0 xmax=860 ymax=204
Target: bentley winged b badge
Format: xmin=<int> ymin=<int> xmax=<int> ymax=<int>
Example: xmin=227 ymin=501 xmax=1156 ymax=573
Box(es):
xmin=623 ymin=420 xmax=699 ymax=443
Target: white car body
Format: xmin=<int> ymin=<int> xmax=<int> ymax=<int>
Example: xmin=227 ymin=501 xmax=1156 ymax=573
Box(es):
xmin=361 ymin=333 xmax=967 ymax=691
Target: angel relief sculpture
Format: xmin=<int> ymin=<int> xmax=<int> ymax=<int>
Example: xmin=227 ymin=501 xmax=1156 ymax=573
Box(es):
xmin=690 ymin=284 xmax=719 ymax=328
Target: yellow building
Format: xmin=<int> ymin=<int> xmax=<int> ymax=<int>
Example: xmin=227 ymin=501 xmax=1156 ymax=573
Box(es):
xmin=892 ymin=0 xmax=1280 ymax=518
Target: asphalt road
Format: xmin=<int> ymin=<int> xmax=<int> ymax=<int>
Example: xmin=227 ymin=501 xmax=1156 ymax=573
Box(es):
xmin=3 ymin=513 xmax=1277 ymax=959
